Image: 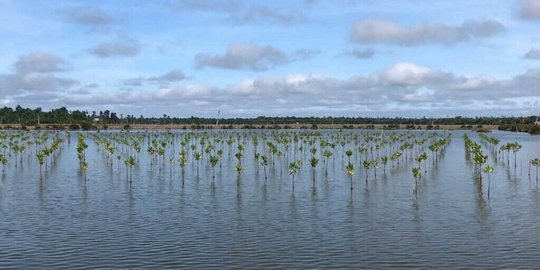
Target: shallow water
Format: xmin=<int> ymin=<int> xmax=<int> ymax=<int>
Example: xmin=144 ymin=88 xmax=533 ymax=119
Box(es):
xmin=0 ymin=129 xmax=539 ymax=269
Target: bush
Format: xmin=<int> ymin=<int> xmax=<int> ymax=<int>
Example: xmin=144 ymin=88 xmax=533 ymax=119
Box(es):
xmin=69 ymin=123 xmax=80 ymax=130
xmin=80 ymin=122 xmax=93 ymax=130
xmin=123 ymin=124 xmax=131 ymax=130
xmin=25 ymin=120 xmax=37 ymax=126
xmin=528 ymin=125 xmax=540 ymax=135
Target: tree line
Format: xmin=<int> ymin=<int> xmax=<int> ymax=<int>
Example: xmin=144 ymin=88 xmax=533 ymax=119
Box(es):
xmin=0 ymin=105 xmax=538 ymax=133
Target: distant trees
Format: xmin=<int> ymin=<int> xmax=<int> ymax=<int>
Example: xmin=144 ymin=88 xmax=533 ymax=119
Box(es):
xmin=0 ymin=105 xmax=539 ymax=133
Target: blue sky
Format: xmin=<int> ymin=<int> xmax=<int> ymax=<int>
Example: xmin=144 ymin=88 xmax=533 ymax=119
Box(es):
xmin=1 ymin=0 xmax=540 ymax=117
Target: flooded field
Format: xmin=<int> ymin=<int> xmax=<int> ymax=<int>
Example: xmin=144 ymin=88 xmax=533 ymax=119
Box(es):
xmin=0 ymin=129 xmax=539 ymax=269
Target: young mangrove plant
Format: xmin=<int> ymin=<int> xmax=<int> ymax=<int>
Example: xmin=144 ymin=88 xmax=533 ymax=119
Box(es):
xmin=323 ymin=150 xmax=332 ymax=176
xmin=124 ymin=156 xmax=136 ymax=183
xmin=36 ymin=151 xmax=44 ymax=179
xmin=178 ymin=150 xmax=187 ymax=186
xmin=261 ymin=154 xmax=269 ymax=179
xmin=345 ymin=149 xmax=353 ymax=163
xmin=194 ymin=151 xmax=202 ymax=175
xmin=289 ymin=160 xmax=301 ymax=192
xmin=309 ymin=155 xmax=319 ymax=186
xmin=209 ymin=155 xmax=219 ymax=178
xmin=362 ymin=159 xmax=371 ymax=184
xmin=381 ymin=155 xmax=388 ymax=174
xmin=412 ymin=167 xmax=421 ymax=196
xmin=531 ymin=158 xmax=540 ymax=184
xmin=483 ymin=165 xmax=494 ymax=199
xmin=346 ymin=162 xmax=355 ymax=190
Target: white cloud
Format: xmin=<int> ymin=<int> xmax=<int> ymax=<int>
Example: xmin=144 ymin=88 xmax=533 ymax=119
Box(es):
xmin=350 ymin=19 xmax=504 ymax=46
xmin=14 ymin=52 xmax=68 ymax=74
xmin=195 ymin=43 xmax=313 ymax=71
xmin=56 ymin=5 xmax=116 ymax=26
xmin=32 ymin=62 xmax=536 ymax=117
xmin=0 ymin=52 xmax=77 ymax=96
xmin=519 ymin=0 xmax=540 ymax=20
xmin=169 ymin=0 xmax=306 ymax=25
xmin=89 ymin=40 xmax=139 ymax=58
xmin=524 ymin=48 xmax=540 ymax=59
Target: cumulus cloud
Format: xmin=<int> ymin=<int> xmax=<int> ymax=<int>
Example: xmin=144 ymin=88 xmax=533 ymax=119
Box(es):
xmin=0 ymin=52 xmax=78 ymax=97
xmin=169 ymin=0 xmax=306 ymax=24
xmin=123 ymin=69 xmax=188 ymax=87
xmin=14 ymin=52 xmax=68 ymax=74
xmin=376 ymin=62 xmax=453 ymax=86
xmin=1 ymin=73 xmax=77 ymax=94
xmin=36 ymin=62 xmax=538 ymax=117
xmin=56 ymin=5 xmax=115 ymax=26
xmin=350 ymin=19 xmax=504 ymax=46
xmin=524 ymin=48 xmax=540 ymax=59
xmin=123 ymin=77 xmax=145 ymax=87
xmin=195 ymin=43 xmax=314 ymax=71
xmin=230 ymin=6 xmax=306 ymax=24
xmin=148 ymin=69 xmax=187 ymax=83
xmin=342 ymin=48 xmax=376 ymax=59
xmin=89 ymin=40 xmax=139 ymax=58
xmin=519 ymin=0 xmax=540 ymax=20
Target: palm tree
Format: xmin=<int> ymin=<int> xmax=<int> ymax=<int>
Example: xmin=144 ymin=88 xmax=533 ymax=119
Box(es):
xmin=483 ymin=165 xmax=494 ymax=199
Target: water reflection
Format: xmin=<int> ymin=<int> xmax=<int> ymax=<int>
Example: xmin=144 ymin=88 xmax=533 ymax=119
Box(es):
xmin=1 ymin=130 xmax=540 ymax=269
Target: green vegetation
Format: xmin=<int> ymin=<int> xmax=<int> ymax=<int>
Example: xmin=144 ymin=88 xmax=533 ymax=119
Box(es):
xmin=1 ymin=105 xmax=539 ymax=134
xmin=0 ymin=127 xmax=533 ymax=202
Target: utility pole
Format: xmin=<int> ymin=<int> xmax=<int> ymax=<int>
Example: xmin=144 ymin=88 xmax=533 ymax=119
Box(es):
xmin=215 ymin=110 xmax=220 ymax=127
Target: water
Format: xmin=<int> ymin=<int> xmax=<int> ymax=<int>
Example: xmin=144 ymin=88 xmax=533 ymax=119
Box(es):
xmin=0 ymin=129 xmax=539 ymax=269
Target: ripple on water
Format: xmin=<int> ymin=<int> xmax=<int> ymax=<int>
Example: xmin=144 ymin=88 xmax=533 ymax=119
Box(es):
xmin=0 ymin=130 xmax=540 ymax=269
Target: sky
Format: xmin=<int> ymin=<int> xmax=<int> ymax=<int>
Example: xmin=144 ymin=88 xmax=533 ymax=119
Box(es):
xmin=1 ymin=0 xmax=540 ymax=118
